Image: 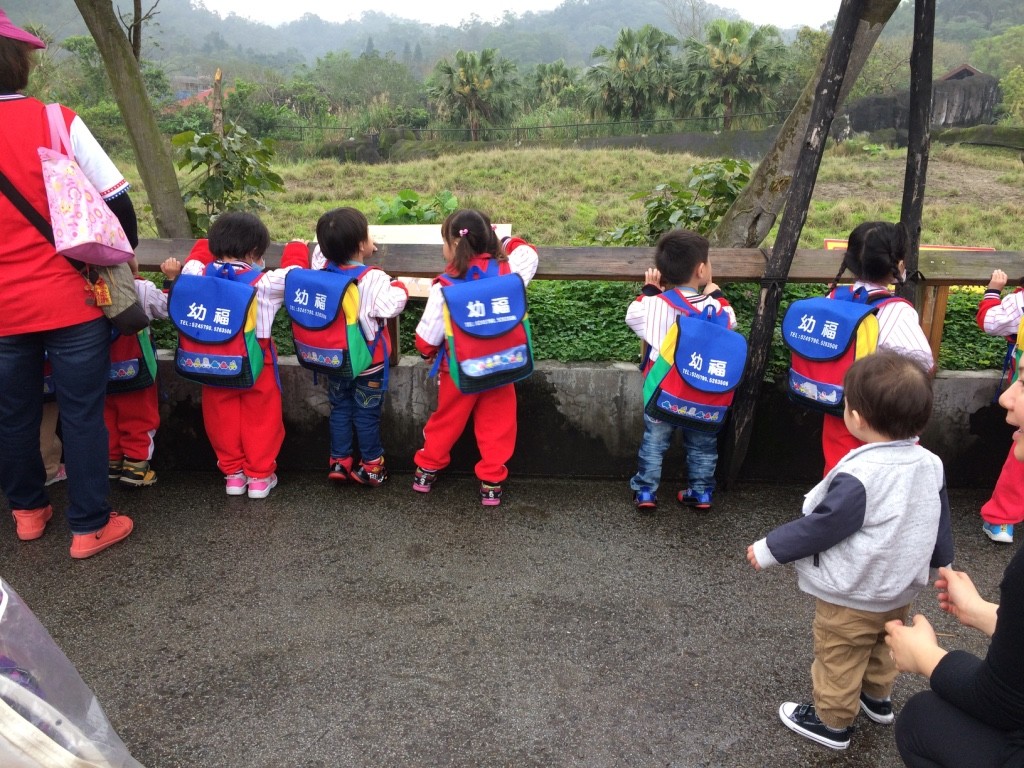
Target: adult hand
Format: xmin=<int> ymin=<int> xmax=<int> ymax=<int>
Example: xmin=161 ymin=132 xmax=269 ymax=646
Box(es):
xmin=936 ymin=566 xmax=999 ymax=637
xmin=885 ymin=615 xmax=947 ymax=678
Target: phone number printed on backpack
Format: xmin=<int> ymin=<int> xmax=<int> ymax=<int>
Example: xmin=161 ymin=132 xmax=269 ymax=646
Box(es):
xmin=683 ymin=352 xmax=732 ymax=389
xmin=290 ymin=288 xmax=329 ymax=321
xmin=790 ymin=314 xmax=841 ymax=352
xmin=462 ymin=297 xmax=517 ymax=329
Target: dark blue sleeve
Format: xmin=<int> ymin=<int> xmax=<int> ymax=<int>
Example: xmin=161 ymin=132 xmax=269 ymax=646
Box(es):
xmin=764 ymin=472 xmax=866 ymax=565
xmin=930 ymin=476 xmax=954 ymax=568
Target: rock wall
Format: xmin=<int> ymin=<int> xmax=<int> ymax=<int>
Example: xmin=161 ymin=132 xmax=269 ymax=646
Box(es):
xmin=846 ymin=74 xmax=1000 ymax=133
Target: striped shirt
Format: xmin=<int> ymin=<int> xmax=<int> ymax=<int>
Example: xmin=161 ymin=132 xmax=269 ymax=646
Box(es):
xmin=309 ymin=247 xmax=408 ymax=342
xmin=977 ymin=288 xmax=1024 ymax=338
xmin=625 ymin=286 xmax=737 ymax=363
xmin=852 ymin=281 xmax=934 ymax=371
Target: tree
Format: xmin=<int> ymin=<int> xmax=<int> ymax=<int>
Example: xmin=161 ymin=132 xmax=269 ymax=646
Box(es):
xmin=1000 ymin=65 xmax=1024 ymax=123
xmin=970 ymin=25 xmax=1024 ymax=80
xmin=584 ymin=25 xmax=679 ymax=123
xmin=427 ymin=48 xmax=519 ymax=141
xmin=656 ymin=0 xmax=722 ymax=41
xmin=679 ymin=19 xmax=787 ymax=130
xmin=532 ymin=59 xmax=581 ymax=108
xmin=72 ymin=0 xmax=191 ymax=238
xmin=709 ymin=0 xmax=903 ymax=249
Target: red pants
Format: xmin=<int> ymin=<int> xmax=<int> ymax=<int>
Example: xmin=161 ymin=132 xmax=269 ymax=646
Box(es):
xmin=981 ymin=444 xmax=1024 ymax=526
xmin=201 ymin=339 xmax=283 ymax=478
xmin=104 ymin=384 xmax=159 ymax=461
xmin=414 ymin=372 xmax=516 ymax=484
xmin=822 ymin=413 xmax=864 ymax=476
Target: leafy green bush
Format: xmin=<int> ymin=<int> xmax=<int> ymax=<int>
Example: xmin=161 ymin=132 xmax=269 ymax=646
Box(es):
xmin=172 ymin=124 xmax=285 ymax=235
xmin=939 ymin=287 xmax=1008 ymax=370
xmin=373 ymin=189 xmax=458 ymax=224
xmin=597 ymin=158 xmax=752 ymax=245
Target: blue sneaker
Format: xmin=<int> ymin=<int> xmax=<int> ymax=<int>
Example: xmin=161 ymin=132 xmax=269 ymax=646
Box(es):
xmin=677 ymin=488 xmax=713 ymax=509
xmin=633 ymin=488 xmax=657 ymax=511
xmin=983 ymin=522 xmax=1013 ymax=543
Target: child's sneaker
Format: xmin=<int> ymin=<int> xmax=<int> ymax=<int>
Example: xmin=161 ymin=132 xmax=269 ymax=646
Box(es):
xmin=778 ymin=702 xmax=852 ymax=750
xmin=247 ymin=474 xmax=278 ymax=499
xmin=328 ymin=457 xmax=353 ymax=482
xmin=480 ymin=482 xmax=502 ymax=506
xmin=44 ymin=464 xmax=67 ymax=487
xmin=69 ymin=511 xmax=133 ymax=559
xmin=12 ymin=505 xmax=53 ymax=542
xmin=120 ymin=458 xmax=156 ymax=487
xmin=412 ymin=467 xmax=438 ymax=493
xmin=633 ymin=488 xmax=657 ymax=511
xmin=108 ymin=459 xmax=123 ymax=480
xmin=225 ymin=472 xmax=248 ymax=496
xmin=677 ymin=487 xmax=713 ymax=509
xmin=982 ymin=521 xmax=1013 ymax=543
xmin=351 ymin=457 xmax=387 ymax=487
xmin=859 ymin=692 xmax=894 ymax=724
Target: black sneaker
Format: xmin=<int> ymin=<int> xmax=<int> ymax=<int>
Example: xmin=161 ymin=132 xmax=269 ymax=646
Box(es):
xmin=859 ymin=692 xmax=894 ymax=724
xmin=778 ymin=702 xmax=852 ymax=750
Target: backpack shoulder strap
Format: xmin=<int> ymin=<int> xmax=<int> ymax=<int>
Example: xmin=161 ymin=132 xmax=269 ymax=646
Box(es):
xmin=656 ymin=288 xmax=699 ymax=316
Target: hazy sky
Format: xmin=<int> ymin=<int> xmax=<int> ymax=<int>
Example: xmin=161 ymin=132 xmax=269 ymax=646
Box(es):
xmin=199 ymin=0 xmax=842 ymax=30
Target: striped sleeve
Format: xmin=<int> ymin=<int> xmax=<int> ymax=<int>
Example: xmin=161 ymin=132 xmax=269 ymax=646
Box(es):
xmin=977 ymin=290 xmax=1024 ymax=337
xmin=876 ymin=301 xmax=934 ymax=371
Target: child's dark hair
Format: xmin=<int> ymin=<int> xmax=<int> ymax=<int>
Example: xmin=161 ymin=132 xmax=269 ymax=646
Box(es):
xmin=654 ymin=229 xmax=709 ymax=287
xmin=207 ymin=212 xmax=270 ymax=261
xmin=442 ymin=209 xmax=505 ymax=278
xmin=844 ymin=351 xmax=933 ymax=440
xmin=832 ymin=221 xmax=910 ymax=288
xmin=316 ymin=207 xmax=368 ymax=264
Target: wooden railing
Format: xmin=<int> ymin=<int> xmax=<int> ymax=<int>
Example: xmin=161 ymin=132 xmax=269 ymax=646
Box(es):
xmin=135 ymin=239 xmax=1024 ymax=362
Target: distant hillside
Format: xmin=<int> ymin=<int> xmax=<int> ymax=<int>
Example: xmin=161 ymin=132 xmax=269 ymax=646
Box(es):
xmin=10 ymin=0 xmax=1021 ymax=79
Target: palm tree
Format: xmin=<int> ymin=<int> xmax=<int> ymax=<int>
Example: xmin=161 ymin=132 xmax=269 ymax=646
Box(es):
xmin=427 ymin=49 xmax=520 ymax=141
xmin=584 ymin=25 xmax=680 ymax=125
xmin=532 ymin=59 xmax=581 ymax=108
xmin=680 ymin=19 xmax=787 ymax=130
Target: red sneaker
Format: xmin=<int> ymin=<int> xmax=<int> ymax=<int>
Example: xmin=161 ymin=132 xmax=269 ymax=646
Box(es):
xmin=69 ymin=512 xmax=133 ymax=559
xmin=328 ymin=457 xmax=353 ymax=482
xmin=351 ymin=457 xmax=388 ymax=487
xmin=12 ymin=505 xmax=53 ymax=541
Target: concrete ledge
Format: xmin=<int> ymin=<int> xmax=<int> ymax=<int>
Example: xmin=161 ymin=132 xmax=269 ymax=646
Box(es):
xmin=154 ymin=355 xmax=1009 ymax=488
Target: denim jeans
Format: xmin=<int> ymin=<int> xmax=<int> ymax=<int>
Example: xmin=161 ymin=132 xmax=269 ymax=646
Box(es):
xmin=327 ymin=370 xmax=386 ymax=461
xmin=630 ymin=413 xmax=719 ymax=494
xmin=0 ymin=318 xmax=112 ymax=533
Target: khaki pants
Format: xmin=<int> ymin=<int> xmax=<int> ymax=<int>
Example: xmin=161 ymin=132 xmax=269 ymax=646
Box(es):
xmin=811 ymin=598 xmax=910 ymax=729
xmin=39 ymin=402 xmax=62 ymax=481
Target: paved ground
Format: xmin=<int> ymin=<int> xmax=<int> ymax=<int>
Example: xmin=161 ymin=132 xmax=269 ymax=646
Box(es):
xmin=0 ymin=474 xmax=1012 ymax=768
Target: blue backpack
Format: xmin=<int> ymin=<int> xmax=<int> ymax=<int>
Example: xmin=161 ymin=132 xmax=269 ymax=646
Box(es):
xmin=641 ymin=290 xmax=748 ymax=432
xmin=168 ymin=263 xmax=264 ymax=388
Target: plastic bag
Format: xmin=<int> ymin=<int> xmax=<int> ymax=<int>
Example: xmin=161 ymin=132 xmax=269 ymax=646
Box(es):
xmin=0 ymin=578 xmax=143 ymax=768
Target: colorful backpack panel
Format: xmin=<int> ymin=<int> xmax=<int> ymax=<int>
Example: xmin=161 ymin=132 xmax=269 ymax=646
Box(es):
xmin=168 ymin=264 xmax=263 ymax=388
xmin=642 ymin=293 xmax=747 ymax=432
xmin=782 ymin=287 xmax=895 ymax=416
xmin=285 ymin=264 xmax=375 ymax=378
xmin=439 ymin=261 xmax=533 ymax=394
xmin=107 ymin=328 xmax=158 ymax=395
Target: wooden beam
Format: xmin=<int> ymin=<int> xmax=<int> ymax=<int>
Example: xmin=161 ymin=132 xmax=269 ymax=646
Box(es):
xmin=132 ymin=239 xmax=1024 ymax=285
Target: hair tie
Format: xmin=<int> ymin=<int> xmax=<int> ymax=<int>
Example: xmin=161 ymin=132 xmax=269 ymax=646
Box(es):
xmin=491 ymin=224 xmax=498 ymax=231
xmin=458 ymin=228 xmax=469 ymax=237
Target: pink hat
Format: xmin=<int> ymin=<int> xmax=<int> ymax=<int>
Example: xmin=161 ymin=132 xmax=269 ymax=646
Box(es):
xmin=0 ymin=8 xmax=46 ymax=49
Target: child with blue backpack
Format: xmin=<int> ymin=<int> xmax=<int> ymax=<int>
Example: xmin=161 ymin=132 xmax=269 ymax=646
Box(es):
xmin=816 ymin=221 xmax=933 ymax=473
xmin=300 ymin=207 xmax=408 ymax=485
xmin=411 ymin=209 xmax=538 ymax=506
xmin=176 ymin=212 xmax=308 ymax=498
xmin=626 ymin=229 xmax=737 ymax=511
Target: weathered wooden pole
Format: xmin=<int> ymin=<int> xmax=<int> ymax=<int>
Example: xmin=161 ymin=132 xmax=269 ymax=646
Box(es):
xmin=724 ymin=0 xmax=866 ymax=481
xmin=898 ymin=0 xmax=936 ymax=308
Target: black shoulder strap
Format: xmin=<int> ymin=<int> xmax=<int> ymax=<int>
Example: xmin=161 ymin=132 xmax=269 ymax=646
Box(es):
xmin=0 ymin=167 xmax=55 ymax=245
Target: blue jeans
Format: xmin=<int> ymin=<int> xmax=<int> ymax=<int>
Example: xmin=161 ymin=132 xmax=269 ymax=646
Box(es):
xmin=630 ymin=413 xmax=719 ymax=494
xmin=327 ymin=370 xmax=386 ymax=461
xmin=0 ymin=318 xmax=112 ymax=533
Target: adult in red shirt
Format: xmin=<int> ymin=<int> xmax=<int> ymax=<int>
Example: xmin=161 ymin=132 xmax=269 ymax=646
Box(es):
xmin=0 ymin=9 xmax=136 ymax=558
